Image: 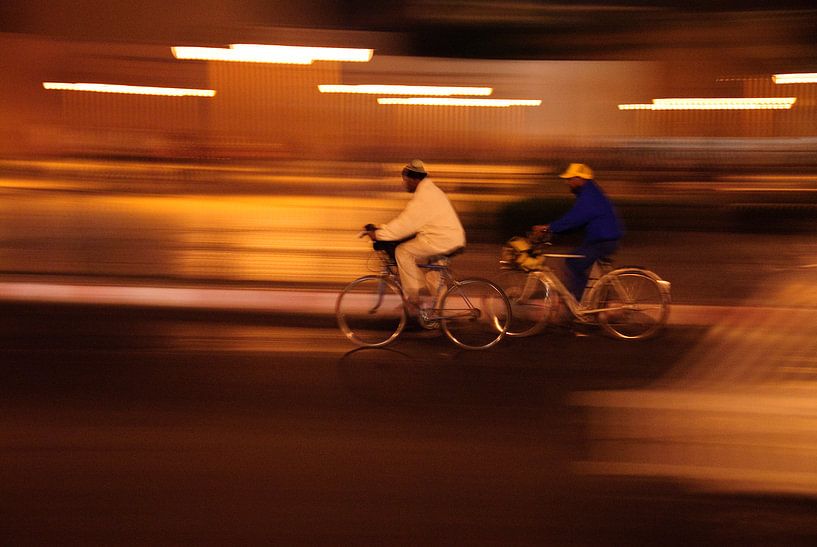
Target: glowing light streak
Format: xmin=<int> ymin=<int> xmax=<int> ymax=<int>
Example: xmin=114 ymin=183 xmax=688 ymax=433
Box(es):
xmin=172 ymin=44 xmax=373 ymax=64
xmin=377 ymin=97 xmax=541 ymax=107
xmin=619 ymin=97 xmax=796 ymax=111
xmin=773 ymin=73 xmax=817 ymax=84
xmin=43 ymin=82 xmax=216 ymax=97
xmin=617 ymin=103 xmax=656 ymax=110
xmin=232 ymin=44 xmax=372 ymax=63
xmin=318 ymin=84 xmax=493 ymax=96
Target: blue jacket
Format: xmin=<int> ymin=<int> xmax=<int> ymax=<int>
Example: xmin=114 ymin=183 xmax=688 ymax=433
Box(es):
xmin=549 ymin=180 xmax=623 ymax=243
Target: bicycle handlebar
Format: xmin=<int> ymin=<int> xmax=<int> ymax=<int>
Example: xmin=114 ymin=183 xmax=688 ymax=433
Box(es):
xmin=528 ymin=229 xmax=552 ymax=243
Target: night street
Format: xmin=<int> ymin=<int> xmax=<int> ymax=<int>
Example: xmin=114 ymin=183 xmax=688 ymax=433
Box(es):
xmin=2 ymin=303 xmax=817 ymax=544
xmin=3 ymin=1 xmax=817 ymax=542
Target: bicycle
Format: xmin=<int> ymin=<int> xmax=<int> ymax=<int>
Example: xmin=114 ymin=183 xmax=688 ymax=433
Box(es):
xmin=497 ymin=235 xmax=671 ymax=340
xmin=336 ymin=230 xmax=512 ymax=350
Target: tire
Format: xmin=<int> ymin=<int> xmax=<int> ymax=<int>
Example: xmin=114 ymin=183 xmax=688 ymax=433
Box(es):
xmin=440 ymin=278 xmax=511 ymax=350
xmin=590 ymin=269 xmax=670 ymax=340
xmin=496 ymin=270 xmax=554 ymax=337
xmin=336 ymin=276 xmax=407 ymax=347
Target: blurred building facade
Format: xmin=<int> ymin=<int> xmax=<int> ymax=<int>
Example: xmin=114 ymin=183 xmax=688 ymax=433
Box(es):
xmin=1 ymin=26 xmax=816 ymax=172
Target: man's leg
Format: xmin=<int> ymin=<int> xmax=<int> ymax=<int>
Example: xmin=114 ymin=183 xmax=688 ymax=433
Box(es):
xmin=566 ymin=241 xmax=618 ymax=302
xmin=395 ymin=238 xmax=447 ymax=304
xmin=565 ymin=253 xmax=597 ymax=303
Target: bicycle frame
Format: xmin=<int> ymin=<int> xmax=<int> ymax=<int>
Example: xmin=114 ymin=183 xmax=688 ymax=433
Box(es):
xmin=517 ymin=257 xmax=618 ymax=322
xmin=367 ymin=250 xmax=477 ymax=321
xmin=523 ymin=259 xmax=668 ymax=322
xmin=418 ymin=262 xmax=481 ymax=321
xmin=360 ymin=253 xmax=399 ymax=314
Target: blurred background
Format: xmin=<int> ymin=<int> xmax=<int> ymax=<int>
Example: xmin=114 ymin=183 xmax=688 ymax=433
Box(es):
xmin=3 ymin=1 xmax=817 ymax=162
xmin=0 ymin=0 xmax=816 ymax=284
xmin=3 ymin=2 xmax=817 ymax=543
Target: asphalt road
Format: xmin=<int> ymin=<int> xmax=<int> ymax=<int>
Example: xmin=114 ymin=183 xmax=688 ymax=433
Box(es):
xmin=3 ymin=303 xmax=817 ymax=545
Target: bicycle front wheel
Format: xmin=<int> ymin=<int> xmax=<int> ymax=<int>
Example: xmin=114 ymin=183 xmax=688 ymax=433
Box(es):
xmin=336 ymin=276 xmax=407 ymax=347
xmin=591 ymin=270 xmax=669 ymax=340
xmin=496 ymin=270 xmax=554 ymax=337
xmin=440 ymin=278 xmax=511 ymax=350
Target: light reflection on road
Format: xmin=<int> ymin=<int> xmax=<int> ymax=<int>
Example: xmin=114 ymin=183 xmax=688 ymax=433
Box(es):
xmin=166 ymin=323 xmax=352 ymax=353
xmin=576 ymin=268 xmax=817 ymax=496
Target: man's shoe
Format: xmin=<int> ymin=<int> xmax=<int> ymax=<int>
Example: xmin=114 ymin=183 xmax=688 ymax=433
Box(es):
xmin=404 ymin=299 xmax=422 ymax=317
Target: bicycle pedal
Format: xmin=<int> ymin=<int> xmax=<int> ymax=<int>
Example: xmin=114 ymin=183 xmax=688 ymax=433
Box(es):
xmin=419 ymin=320 xmax=440 ymax=330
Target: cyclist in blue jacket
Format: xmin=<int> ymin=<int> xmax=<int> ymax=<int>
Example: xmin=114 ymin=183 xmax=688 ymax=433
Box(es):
xmin=532 ymin=163 xmax=623 ymax=302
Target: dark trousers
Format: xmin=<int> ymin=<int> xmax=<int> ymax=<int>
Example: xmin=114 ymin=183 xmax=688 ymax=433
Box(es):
xmin=565 ymin=240 xmax=619 ymax=302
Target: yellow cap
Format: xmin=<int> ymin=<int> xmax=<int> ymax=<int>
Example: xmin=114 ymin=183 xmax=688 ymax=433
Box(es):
xmin=559 ymin=163 xmax=593 ymax=180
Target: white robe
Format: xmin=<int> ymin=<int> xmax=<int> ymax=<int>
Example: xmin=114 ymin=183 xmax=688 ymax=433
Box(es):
xmin=375 ymin=178 xmax=465 ymax=299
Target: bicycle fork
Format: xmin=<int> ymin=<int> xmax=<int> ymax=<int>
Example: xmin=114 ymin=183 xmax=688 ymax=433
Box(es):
xmin=367 ymin=276 xmax=390 ymax=314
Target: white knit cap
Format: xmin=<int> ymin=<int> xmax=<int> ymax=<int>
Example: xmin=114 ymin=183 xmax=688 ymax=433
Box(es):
xmin=404 ymin=159 xmax=427 ymax=174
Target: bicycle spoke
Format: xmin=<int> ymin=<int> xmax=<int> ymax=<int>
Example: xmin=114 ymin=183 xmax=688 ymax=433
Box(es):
xmin=441 ymin=279 xmax=510 ymax=350
xmin=337 ymin=276 xmax=406 ymax=347
xmin=593 ymin=271 xmax=669 ymax=340
xmin=496 ymin=270 xmax=552 ymax=337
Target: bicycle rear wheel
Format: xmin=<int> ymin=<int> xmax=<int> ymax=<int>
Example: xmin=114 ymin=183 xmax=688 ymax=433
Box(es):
xmin=591 ymin=270 xmax=669 ymax=340
xmin=496 ymin=270 xmax=554 ymax=337
xmin=336 ymin=275 xmax=406 ymax=347
xmin=440 ymin=278 xmax=510 ymax=350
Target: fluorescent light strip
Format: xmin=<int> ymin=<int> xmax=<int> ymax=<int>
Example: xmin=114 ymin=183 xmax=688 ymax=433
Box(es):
xmin=231 ymin=44 xmax=372 ymax=63
xmin=377 ymin=97 xmax=541 ymax=107
xmin=654 ymin=98 xmax=796 ymax=110
xmin=172 ymin=44 xmax=373 ymax=64
xmin=172 ymin=46 xmax=311 ymax=64
xmin=773 ymin=73 xmax=817 ymax=84
xmin=43 ymin=82 xmax=216 ymax=97
xmin=619 ymin=97 xmax=796 ymax=111
xmin=319 ymin=84 xmax=493 ymax=96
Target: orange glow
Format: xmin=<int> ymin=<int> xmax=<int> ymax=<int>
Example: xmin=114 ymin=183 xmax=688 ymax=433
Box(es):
xmin=172 ymin=44 xmax=373 ymax=64
xmin=377 ymin=97 xmax=541 ymax=107
xmin=42 ymin=82 xmax=216 ymax=97
xmin=619 ymin=97 xmax=796 ymax=110
xmin=318 ymin=84 xmax=493 ymax=96
xmin=773 ymin=73 xmax=817 ymax=84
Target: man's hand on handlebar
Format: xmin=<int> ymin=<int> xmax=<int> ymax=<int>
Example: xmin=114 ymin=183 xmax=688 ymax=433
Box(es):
xmin=358 ymin=223 xmax=377 ymax=241
xmin=530 ymin=224 xmax=550 ymax=242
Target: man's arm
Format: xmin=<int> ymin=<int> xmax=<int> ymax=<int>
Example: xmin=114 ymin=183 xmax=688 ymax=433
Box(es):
xmin=375 ymin=192 xmax=427 ymax=241
xmin=530 ymin=224 xmax=549 ymax=240
xmin=548 ymin=194 xmax=597 ymax=234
